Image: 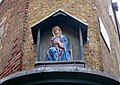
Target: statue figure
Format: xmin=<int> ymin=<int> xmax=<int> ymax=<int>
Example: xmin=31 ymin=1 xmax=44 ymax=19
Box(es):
xmin=46 ymin=26 xmax=70 ymax=61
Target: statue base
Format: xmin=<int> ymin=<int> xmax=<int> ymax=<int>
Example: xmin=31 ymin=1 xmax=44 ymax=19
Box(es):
xmin=34 ymin=60 xmax=85 ymax=68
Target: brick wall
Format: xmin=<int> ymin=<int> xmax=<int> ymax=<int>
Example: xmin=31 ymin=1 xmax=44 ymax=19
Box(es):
xmin=96 ymin=0 xmax=120 ymax=76
xmin=0 ymin=0 xmax=26 ymax=78
xmin=0 ymin=0 xmax=120 ymax=79
xmin=24 ymin=0 xmax=103 ymax=70
xmin=24 ymin=0 xmax=120 ymax=77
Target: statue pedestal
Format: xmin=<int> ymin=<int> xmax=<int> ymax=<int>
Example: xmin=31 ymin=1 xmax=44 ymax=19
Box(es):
xmin=34 ymin=60 xmax=85 ymax=68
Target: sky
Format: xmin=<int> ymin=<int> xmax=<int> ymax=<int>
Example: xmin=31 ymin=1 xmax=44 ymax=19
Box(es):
xmin=112 ymin=0 xmax=120 ymax=22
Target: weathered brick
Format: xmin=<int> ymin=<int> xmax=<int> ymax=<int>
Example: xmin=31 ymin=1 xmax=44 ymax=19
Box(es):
xmin=0 ymin=0 xmax=120 ymax=79
xmin=0 ymin=0 xmax=26 ymax=78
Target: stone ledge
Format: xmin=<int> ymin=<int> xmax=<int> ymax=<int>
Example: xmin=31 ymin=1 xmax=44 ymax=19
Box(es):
xmin=35 ymin=60 xmax=86 ymax=68
xmin=0 ymin=66 xmax=120 ymax=85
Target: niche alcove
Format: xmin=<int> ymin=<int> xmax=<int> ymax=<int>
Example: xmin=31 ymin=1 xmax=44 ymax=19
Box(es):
xmin=31 ymin=9 xmax=88 ymax=67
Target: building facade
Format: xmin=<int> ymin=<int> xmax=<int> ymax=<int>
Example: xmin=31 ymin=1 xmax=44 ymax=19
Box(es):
xmin=0 ymin=0 xmax=120 ymax=84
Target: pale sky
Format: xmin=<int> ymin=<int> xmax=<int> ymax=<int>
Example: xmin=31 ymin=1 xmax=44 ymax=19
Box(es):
xmin=112 ymin=0 xmax=120 ymax=23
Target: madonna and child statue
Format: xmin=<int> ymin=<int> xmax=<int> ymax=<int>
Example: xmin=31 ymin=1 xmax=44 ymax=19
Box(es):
xmin=46 ymin=26 xmax=70 ymax=61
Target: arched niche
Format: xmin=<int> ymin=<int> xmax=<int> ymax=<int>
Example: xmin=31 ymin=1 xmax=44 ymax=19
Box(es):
xmin=31 ymin=9 xmax=88 ymax=63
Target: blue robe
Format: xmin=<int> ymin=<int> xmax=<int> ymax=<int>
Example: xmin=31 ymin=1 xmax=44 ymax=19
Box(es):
xmin=46 ymin=35 xmax=70 ymax=61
